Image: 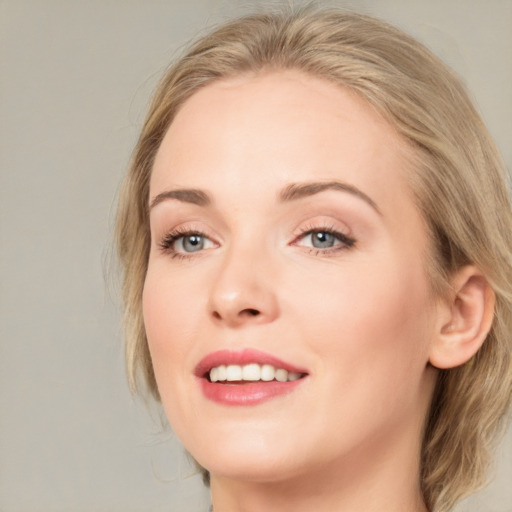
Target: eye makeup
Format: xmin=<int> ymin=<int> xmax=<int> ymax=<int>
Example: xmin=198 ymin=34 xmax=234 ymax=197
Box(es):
xmin=290 ymin=224 xmax=356 ymax=257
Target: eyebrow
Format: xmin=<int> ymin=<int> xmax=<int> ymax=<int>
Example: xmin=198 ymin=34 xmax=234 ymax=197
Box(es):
xmin=149 ymin=180 xmax=380 ymax=215
xmin=150 ymin=188 xmax=210 ymax=210
xmin=279 ymin=181 xmax=381 ymax=215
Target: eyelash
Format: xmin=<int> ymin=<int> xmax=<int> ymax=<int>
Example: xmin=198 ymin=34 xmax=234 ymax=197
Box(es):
xmin=158 ymin=225 xmax=356 ymax=260
xmin=292 ymin=224 xmax=356 ymax=256
xmin=158 ymin=227 xmax=212 ymax=260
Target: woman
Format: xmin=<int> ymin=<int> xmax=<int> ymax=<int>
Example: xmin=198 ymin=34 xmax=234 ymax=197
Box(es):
xmin=116 ymin=8 xmax=512 ymax=512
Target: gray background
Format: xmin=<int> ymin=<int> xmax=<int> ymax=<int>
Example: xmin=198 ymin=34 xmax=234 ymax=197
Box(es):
xmin=1 ymin=1 xmax=511 ymax=511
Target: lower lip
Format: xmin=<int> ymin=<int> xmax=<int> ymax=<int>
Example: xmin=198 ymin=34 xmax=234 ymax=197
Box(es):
xmin=199 ymin=378 xmax=304 ymax=406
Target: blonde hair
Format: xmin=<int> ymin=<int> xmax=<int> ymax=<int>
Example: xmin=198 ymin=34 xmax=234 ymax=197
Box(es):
xmin=116 ymin=7 xmax=512 ymax=511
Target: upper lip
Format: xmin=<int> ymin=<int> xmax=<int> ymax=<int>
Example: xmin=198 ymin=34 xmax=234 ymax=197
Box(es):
xmin=194 ymin=348 xmax=308 ymax=378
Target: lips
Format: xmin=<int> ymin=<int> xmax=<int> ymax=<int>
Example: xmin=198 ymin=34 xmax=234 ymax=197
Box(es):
xmin=195 ymin=348 xmax=308 ymax=405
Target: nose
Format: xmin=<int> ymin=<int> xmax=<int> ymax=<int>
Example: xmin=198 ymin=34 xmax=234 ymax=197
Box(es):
xmin=207 ymin=245 xmax=280 ymax=328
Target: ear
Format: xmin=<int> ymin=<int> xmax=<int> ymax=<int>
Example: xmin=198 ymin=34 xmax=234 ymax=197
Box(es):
xmin=429 ymin=265 xmax=495 ymax=369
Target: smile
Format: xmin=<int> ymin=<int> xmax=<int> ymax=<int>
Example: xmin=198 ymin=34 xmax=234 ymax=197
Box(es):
xmin=209 ymin=364 xmax=303 ymax=383
xmin=195 ymin=349 xmax=308 ymax=405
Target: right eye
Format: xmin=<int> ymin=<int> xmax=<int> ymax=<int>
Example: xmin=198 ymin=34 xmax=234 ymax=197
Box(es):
xmin=159 ymin=230 xmax=217 ymax=257
xmin=176 ymin=233 xmax=207 ymax=253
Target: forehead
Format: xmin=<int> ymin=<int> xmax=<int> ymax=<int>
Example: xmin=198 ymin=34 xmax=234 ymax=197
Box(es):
xmin=151 ymin=70 xmax=418 ymax=224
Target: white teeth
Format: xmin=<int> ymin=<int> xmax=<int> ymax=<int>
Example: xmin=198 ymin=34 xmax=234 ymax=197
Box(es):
xmin=217 ymin=365 xmax=227 ymax=381
xmin=260 ymin=364 xmax=275 ymax=381
xmin=275 ymin=369 xmax=288 ymax=382
xmin=242 ymin=363 xmax=261 ymax=381
xmin=226 ymin=365 xmax=242 ymax=381
xmin=208 ymin=363 xmax=303 ymax=383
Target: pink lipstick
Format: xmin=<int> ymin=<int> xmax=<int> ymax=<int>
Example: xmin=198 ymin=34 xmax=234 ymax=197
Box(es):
xmin=195 ymin=348 xmax=308 ymax=406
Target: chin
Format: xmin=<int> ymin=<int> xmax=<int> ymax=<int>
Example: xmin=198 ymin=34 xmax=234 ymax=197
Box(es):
xmin=200 ymin=451 xmax=305 ymax=484
xmin=182 ymin=423 xmax=312 ymax=483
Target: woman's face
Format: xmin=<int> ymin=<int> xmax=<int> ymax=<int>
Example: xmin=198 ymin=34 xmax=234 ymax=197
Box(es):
xmin=144 ymin=70 xmax=439 ymax=483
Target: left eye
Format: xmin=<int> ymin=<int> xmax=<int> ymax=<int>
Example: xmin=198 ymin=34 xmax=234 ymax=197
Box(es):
xmin=297 ymin=229 xmax=355 ymax=250
xmin=307 ymin=231 xmax=338 ymax=248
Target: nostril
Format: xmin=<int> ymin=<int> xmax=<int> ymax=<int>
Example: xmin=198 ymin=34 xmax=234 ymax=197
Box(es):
xmin=242 ymin=308 xmax=260 ymax=316
xmin=211 ymin=308 xmax=260 ymax=320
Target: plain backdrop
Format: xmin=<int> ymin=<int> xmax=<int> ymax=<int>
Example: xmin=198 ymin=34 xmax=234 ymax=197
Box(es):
xmin=1 ymin=1 xmax=511 ymax=511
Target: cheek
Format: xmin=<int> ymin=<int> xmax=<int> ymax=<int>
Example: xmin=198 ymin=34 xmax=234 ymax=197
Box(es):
xmin=142 ymin=266 xmax=207 ymax=429
xmin=329 ymin=272 xmax=432 ymax=438
xmin=143 ymin=271 xmax=171 ymax=354
xmin=292 ymin=254 xmax=434 ymax=388
xmin=142 ymin=266 xmax=197 ymax=376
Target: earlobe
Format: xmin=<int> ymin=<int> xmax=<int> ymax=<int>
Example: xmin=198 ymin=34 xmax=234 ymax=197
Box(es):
xmin=429 ymin=266 xmax=495 ymax=369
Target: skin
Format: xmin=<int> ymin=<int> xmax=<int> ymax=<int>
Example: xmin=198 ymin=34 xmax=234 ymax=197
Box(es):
xmin=143 ymin=70 xmax=444 ymax=512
